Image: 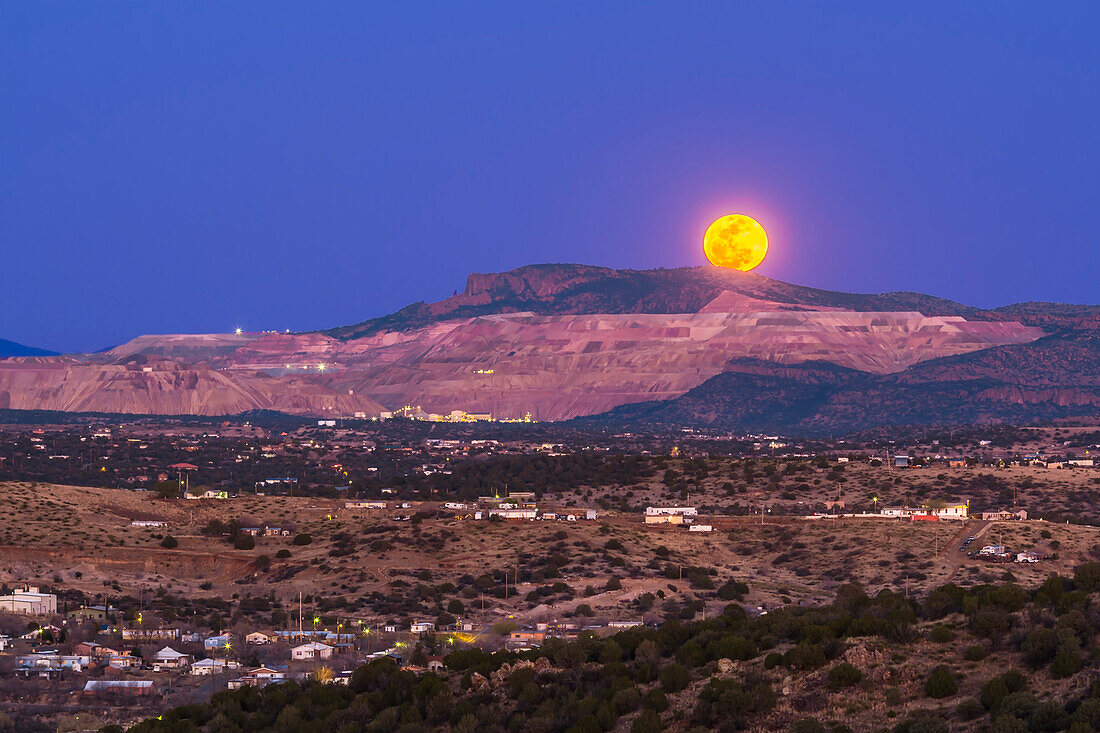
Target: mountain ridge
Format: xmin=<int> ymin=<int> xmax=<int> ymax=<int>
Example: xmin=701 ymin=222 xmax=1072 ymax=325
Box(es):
xmin=324 ymin=263 xmax=1010 ymax=340
xmin=0 ymin=263 xmax=1095 ymax=429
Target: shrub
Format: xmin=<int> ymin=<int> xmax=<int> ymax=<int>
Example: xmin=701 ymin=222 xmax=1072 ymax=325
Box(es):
xmin=990 ymin=716 xmax=1027 ymax=733
xmin=717 ymin=580 xmax=749 ymax=601
xmin=956 ymin=698 xmax=985 ymax=721
xmin=660 ymin=663 xmax=690 ymax=693
xmin=275 ymin=549 xmax=291 ymax=558
xmin=929 ymin=624 xmax=954 ymax=643
xmin=574 ymin=604 xmax=594 ymax=617
xmin=1000 ymin=669 xmax=1027 ymax=693
xmin=981 ymin=676 xmax=1010 ymax=712
xmin=233 ymin=534 xmax=255 ymax=551
xmin=631 ymin=709 xmax=662 ymax=733
xmin=790 ymin=720 xmax=826 ymax=733
xmin=254 ymin=554 xmax=271 ymax=570
xmin=963 ymin=644 xmax=988 ymax=661
xmin=925 ymin=666 xmax=958 ymax=699
xmin=826 ymin=662 xmax=863 ymax=691
xmin=899 ymin=716 xmax=949 ymax=733
xmin=642 ymin=688 xmax=668 ymax=712
xmin=1029 ymin=701 xmax=1069 ymax=731
xmin=292 ymin=533 xmax=313 ymax=545
xmin=1073 ymin=562 xmax=1100 ymax=592
xmin=1051 ymin=649 xmax=1081 ymax=679
xmin=998 ymin=692 xmax=1038 ymax=722
xmin=1021 ymin=627 xmax=1058 ymax=668
xmin=159 ymin=535 xmax=178 ymax=549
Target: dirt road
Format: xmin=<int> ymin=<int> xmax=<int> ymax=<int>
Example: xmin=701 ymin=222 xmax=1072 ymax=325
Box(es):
xmin=942 ymin=520 xmax=992 ymax=579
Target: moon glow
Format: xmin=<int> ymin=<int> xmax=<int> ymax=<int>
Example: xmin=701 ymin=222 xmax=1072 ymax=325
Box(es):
xmin=703 ymin=214 xmax=768 ymax=271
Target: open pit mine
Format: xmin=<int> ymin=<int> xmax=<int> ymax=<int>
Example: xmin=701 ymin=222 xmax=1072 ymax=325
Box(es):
xmin=0 ymin=265 xmax=1052 ymax=421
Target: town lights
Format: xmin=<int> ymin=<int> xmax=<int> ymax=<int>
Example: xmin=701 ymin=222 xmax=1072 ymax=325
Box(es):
xmin=235 ymin=327 xmax=243 ymax=335
xmin=317 ymin=363 xmax=327 ymax=372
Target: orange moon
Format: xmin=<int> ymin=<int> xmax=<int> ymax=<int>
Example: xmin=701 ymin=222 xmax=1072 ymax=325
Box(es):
xmin=703 ymin=214 xmax=768 ymax=271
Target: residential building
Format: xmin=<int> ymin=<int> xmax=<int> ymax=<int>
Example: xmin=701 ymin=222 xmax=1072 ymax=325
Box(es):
xmin=645 ymin=507 xmax=698 ymax=517
xmin=291 ymin=642 xmax=334 ymax=660
xmin=68 ymin=605 xmax=115 ymax=622
xmin=152 ymin=647 xmax=191 ymax=669
xmin=83 ymin=680 xmax=155 ymax=696
xmin=980 ymin=509 xmax=1028 ymax=521
xmin=228 ymin=666 xmax=289 ymax=690
xmin=0 ymin=586 xmax=57 ymax=615
xmin=204 ymin=634 xmax=232 ymax=651
xmin=191 ymin=658 xmax=240 ymax=676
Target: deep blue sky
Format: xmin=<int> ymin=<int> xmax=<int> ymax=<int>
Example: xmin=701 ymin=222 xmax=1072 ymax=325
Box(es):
xmin=3 ymin=2 xmax=1098 ymax=353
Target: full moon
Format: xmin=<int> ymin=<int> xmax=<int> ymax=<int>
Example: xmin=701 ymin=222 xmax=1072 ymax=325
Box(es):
xmin=703 ymin=214 xmax=768 ymax=271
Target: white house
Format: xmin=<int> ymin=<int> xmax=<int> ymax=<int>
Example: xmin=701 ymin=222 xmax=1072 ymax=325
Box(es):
xmin=291 ymin=642 xmax=333 ymax=660
xmin=645 ymin=507 xmax=697 ymax=517
xmin=0 ymin=586 xmax=57 ymax=615
xmin=191 ymin=658 xmax=240 ymax=676
xmin=152 ymin=647 xmax=191 ymax=669
xmin=246 ymin=631 xmax=279 ymax=645
xmin=410 ymin=621 xmax=435 ymax=633
xmin=204 ymin=634 xmax=232 ymax=651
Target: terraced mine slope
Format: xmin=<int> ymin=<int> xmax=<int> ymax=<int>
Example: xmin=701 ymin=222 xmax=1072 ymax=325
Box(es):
xmin=2 ymin=264 xmax=1094 ymax=429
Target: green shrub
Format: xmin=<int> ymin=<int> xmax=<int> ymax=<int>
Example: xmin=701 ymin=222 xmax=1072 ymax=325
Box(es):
xmin=660 ymin=663 xmax=690 ymax=693
xmin=1051 ymin=650 xmax=1081 ymax=679
xmin=981 ymin=677 xmax=1010 ymax=712
xmin=642 ymin=688 xmax=668 ymax=712
xmin=963 ymin=644 xmax=988 ymax=661
xmin=826 ymin=662 xmax=863 ymax=691
xmin=1021 ymin=627 xmax=1057 ymax=668
xmin=925 ymin=666 xmax=958 ymax=699
xmin=896 ymin=715 xmax=949 ymax=733
xmin=990 ymin=716 xmax=1027 ymax=733
xmin=275 ymin=549 xmax=291 ymax=558
xmin=292 ymin=533 xmax=312 ymax=545
xmin=1000 ymin=669 xmax=1027 ymax=693
xmin=233 ymin=534 xmax=255 ymax=550
xmin=956 ymin=698 xmax=985 ymax=721
xmin=631 ymin=709 xmax=662 ymax=733
xmin=929 ymin=624 xmax=954 ymax=643
xmin=159 ymin=535 xmax=178 ymax=549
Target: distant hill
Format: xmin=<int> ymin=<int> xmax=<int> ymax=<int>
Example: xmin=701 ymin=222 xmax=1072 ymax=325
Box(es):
xmin=0 ymin=338 xmax=60 ymax=357
xmin=325 ymin=263 xmax=998 ymax=339
xmin=588 ymin=332 xmax=1100 ymax=435
xmin=1 ymin=263 xmax=1095 ymax=430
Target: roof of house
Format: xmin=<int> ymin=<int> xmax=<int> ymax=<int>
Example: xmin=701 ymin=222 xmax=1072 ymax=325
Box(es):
xmin=293 ymin=642 xmax=333 ymax=651
xmin=153 ymin=646 xmax=188 ymax=659
xmin=193 ymin=658 xmax=225 ymax=667
xmin=84 ymin=680 xmax=153 ymax=690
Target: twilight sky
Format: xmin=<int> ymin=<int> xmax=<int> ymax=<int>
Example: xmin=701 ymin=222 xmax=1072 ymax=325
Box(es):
xmin=3 ymin=2 xmax=1098 ymax=353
